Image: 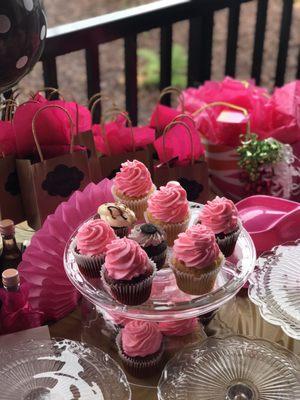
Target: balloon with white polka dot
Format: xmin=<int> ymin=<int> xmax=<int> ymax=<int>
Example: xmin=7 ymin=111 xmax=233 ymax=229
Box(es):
xmin=0 ymin=0 xmax=47 ymax=93
xmin=23 ymin=0 xmax=34 ymax=12
xmin=0 ymin=15 xmax=11 ymax=34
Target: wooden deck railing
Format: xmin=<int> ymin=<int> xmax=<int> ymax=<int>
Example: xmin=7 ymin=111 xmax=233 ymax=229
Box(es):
xmin=39 ymin=0 xmax=298 ymax=124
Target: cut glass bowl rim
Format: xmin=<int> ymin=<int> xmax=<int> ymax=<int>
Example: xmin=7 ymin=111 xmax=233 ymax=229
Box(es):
xmin=248 ymin=239 xmax=300 ymax=340
xmin=158 ymin=334 xmax=300 ymax=400
xmin=0 ymin=338 xmax=132 ymax=400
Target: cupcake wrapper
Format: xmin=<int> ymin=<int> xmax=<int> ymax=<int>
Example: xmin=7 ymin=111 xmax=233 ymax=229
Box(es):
xmin=216 ymin=224 xmax=241 ymax=258
xmin=116 ymin=333 xmax=165 ymax=378
xmin=112 ymin=185 xmax=156 ymax=221
xmin=113 ymin=226 xmax=129 ymax=238
xmin=72 ymin=241 xmax=104 ymax=279
xmin=102 ymin=261 xmax=157 ymax=306
xmin=172 ymin=264 xmax=222 ymax=296
xmin=150 ymin=249 xmax=167 ymax=270
xmin=145 ymin=212 xmax=190 ymax=246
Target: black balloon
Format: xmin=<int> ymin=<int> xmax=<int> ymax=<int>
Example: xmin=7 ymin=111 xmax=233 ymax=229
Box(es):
xmin=0 ymin=0 xmax=47 ymax=93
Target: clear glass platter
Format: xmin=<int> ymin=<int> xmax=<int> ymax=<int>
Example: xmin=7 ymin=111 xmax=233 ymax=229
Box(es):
xmin=249 ymin=240 xmax=300 ymax=340
xmin=158 ymin=335 xmax=300 ymax=400
xmin=0 ymin=338 xmax=131 ymax=400
xmin=64 ymin=203 xmax=256 ymax=321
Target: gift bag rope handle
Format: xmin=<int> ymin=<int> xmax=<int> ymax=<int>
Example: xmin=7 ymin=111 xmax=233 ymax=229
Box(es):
xmin=163 ymin=120 xmax=195 ymax=166
xmin=100 ymin=107 xmax=135 ymax=156
xmin=89 ymin=94 xmax=118 ymax=132
xmin=159 ymin=86 xmax=185 ymax=111
xmin=10 ymin=87 xmax=35 ymax=102
xmin=32 ymin=104 xmax=75 ymax=162
xmin=88 ymin=92 xmax=117 ymax=111
xmin=172 ymin=113 xmax=196 ymax=126
xmin=0 ymin=99 xmax=17 ymax=121
xmin=192 ymin=101 xmax=251 ymax=138
xmin=30 ymin=87 xmax=66 ymax=101
xmin=155 ymin=87 xmax=185 ymax=135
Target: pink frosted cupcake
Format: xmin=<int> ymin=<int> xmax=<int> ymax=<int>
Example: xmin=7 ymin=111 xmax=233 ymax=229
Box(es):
xmin=112 ymin=160 xmax=155 ymax=220
xmin=158 ymin=318 xmax=199 ymax=337
xmin=172 ymin=224 xmax=224 ymax=295
xmin=117 ymin=320 xmax=164 ymax=378
xmin=73 ymin=219 xmax=116 ymax=278
xmin=198 ymin=196 xmax=241 ymax=257
xmin=102 ymin=237 xmax=156 ymax=305
xmin=145 ymin=181 xmax=189 ymax=246
xmin=158 ymin=318 xmax=205 ymax=358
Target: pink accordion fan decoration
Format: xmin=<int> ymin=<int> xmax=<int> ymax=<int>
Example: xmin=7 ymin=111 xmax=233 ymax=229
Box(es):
xmin=18 ymin=179 xmax=114 ymax=321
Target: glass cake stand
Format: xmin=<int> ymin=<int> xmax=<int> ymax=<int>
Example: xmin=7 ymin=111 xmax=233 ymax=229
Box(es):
xmin=0 ymin=338 xmax=131 ymax=400
xmin=158 ymin=335 xmax=300 ymax=400
xmin=64 ymin=203 xmax=256 ymax=322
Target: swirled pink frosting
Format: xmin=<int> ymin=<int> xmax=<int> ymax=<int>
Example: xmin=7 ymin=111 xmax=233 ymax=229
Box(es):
xmin=104 ymin=237 xmax=151 ymax=280
xmin=76 ymin=219 xmax=116 ymax=256
xmin=173 ymin=224 xmax=220 ymax=268
xmin=158 ymin=318 xmax=198 ymax=336
xmin=114 ymin=160 xmax=153 ymax=198
xmin=121 ymin=320 xmax=163 ymax=357
xmin=199 ymin=196 xmax=239 ymax=234
xmin=147 ymin=181 xmax=189 ymax=223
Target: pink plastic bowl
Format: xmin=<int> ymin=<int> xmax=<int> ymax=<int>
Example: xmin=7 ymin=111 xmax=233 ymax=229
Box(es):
xmin=236 ymin=195 xmax=300 ymax=255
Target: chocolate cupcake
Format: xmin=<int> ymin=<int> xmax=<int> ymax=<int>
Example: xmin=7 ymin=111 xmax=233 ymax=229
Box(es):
xmin=98 ymin=202 xmax=136 ymax=238
xmin=129 ymin=223 xmax=167 ymax=270
xmin=72 ymin=219 xmax=116 ymax=278
xmin=116 ymin=320 xmax=165 ymax=378
xmin=101 ymin=237 xmax=156 ymax=306
xmin=198 ymin=196 xmax=241 ymax=257
xmin=172 ymin=224 xmax=224 ymax=295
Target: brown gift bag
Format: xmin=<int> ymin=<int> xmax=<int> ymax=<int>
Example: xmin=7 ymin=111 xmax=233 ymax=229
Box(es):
xmin=0 ymin=100 xmax=25 ymax=223
xmin=97 ymin=107 xmax=151 ymax=180
xmin=73 ymin=99 xmax=102 ymax=183
xmin=153 ymin=119 xmax=209 ymax=203
xmin=0 ymin=154 xmax=25 ymax=223
xmin=16 ymin=104 xmax=90 ymax=230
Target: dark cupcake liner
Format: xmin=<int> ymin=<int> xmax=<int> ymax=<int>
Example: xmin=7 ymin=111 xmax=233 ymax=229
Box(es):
xmin=216 ymin=223 xmax=241 ymax=258
xmin=112 ymin=226 xmax=129 ymax=238
xmin=171 ymin=263 xmax=222 ymax=296
xmin=116 ymin=333 xmax=165 ymax=378
xmin=72 ymin=240 xmax=104 ymax=279
xmin=149 ymin=249 xmax=167 ymax=270
xmin=101 ymin=261 xmax=157 ymax=306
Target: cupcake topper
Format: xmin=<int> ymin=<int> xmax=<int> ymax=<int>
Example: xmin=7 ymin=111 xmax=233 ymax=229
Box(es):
xmin=162 ymin=120 xmax=195 ymax=166
xmin=31 ymin=104 xmax=75 ymax=162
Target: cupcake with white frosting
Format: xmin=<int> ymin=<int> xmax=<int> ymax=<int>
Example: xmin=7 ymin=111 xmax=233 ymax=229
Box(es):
xmin=98 ymin=202 xmax=136 ymax=238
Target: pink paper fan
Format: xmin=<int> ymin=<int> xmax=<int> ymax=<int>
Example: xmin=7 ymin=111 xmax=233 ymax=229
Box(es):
xmin=18 ymin=179 xmax=114 ymax=321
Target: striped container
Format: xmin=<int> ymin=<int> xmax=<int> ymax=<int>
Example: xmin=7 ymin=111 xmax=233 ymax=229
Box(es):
xmin=203 ymin=138 xmax=246 ymax=201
